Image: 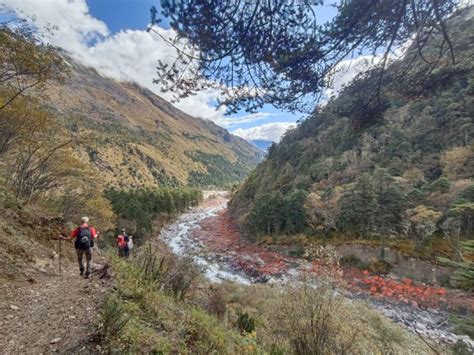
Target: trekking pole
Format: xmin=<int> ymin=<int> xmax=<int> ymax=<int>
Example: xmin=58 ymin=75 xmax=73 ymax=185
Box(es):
xmin=58 ymin=235 xmax=62 ymax=276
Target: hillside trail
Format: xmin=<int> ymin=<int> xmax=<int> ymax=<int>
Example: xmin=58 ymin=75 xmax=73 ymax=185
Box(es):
xmin=0 ymin=248 xmax=110 ymax=354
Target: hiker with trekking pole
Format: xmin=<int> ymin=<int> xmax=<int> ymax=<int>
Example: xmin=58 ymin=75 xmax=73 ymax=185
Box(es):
xmin=59 ymin=216 xmax=99 ymax=278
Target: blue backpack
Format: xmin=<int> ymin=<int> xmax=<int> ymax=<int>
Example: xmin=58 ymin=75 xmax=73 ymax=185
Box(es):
xmin=75 ymin=227 xmax=92 ymax=249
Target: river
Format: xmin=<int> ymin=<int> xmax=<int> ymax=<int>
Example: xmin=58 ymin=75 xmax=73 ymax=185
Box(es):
xmin=159 ymin=195 xmax=474 ymax=350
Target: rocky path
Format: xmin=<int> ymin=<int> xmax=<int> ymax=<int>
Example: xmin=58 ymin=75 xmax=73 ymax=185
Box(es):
xmin=0 ymin=253 xmax=109 ymax=354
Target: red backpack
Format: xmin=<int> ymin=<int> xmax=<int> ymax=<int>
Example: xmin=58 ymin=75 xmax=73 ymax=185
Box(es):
xmin=117 ymin=235 xmax=127 ymax=249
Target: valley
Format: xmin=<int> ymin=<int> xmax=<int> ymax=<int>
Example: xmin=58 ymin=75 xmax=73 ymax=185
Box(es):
xmin=1 ymin=1 xmax=473 ymax=353
xmin=0 ymin=194 xmax=471 ymax=353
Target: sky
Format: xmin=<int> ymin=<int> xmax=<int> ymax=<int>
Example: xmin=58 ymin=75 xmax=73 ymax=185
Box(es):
xmin=3 ymin=0 xmax=373 ymax=142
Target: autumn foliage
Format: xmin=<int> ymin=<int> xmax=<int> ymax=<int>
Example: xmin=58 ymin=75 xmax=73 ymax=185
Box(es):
xmin=0 ymin=18 xmax=115 ymax=229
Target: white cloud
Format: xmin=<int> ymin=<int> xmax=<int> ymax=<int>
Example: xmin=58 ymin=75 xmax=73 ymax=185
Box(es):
xmin=3 ymin=0 xmax=227 ymax=122
xmin=232 ymin=122 xmax=296 ymax=142
xmin=217 ymin=112 xmax=277 ymax=128
xmin=3 ymin=0 xmax=109 ymax=54
xmin=324 ymin=45 xmax=416 ymax=100
xmin=172 ymin=88 xmax=227 ymax=123
xmin=325 ymin=55 xmax=382 ymax=98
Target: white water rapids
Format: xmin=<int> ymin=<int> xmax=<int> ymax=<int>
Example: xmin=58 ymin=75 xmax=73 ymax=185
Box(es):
xmin=161 ymin=200 xmax=252 ymax=284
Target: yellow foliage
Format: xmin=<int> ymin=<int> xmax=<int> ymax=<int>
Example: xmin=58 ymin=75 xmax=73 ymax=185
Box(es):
xmin=304 ymin=189 xmax=340 ymax=231
xmin=0 ymin=93 xmax=34 ymax=154
xmin=408 ymin=205 xmax=443 ymax=224
xmin=2 ymin=101 xmax=79 ymax=203
xmin=402 ymin=167 xmax=425 ymax=186
xmin=406 ymin=205 xmax=443 ymax=243
xmin=248 ymin=282 xmax=432 ymax=354
xmin=259 ymin=235 xmax=274 ymax=245
xmin=441 ymin=145 xmax=474 ymax=179
xmin=0 ymin=24 xmax=66 ymax=110
xmin=84 ymin=194 xmax=116 ymax=231
xmin=304 ymin=192 xmax=322 ymax=209
xmin=0 ymin=23 xmax=117 ymax=232
xmin=0 ymin=94 xmax=115 ymax=229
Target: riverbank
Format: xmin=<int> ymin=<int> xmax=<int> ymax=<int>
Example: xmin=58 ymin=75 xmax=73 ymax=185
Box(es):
xmin=158 ymin=196 xmax=474 ymax=351
xmin=101 ymin=235 xmax=433 ymax=353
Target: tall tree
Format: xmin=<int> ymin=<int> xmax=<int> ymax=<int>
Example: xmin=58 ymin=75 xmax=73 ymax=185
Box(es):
xmin=6 ymin=107 xmax=76 ymax=204
xmin=338 ymin=173 xmax=378 ymax=235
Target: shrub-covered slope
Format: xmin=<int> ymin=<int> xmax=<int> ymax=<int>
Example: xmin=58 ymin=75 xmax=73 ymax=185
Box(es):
xmin=230 ymin=8 xmax=474 ymax=246
xmin=103 ymin=243 xmax=431 ymax=354
xmin=46 ymin=57 xmax=263 ymax=188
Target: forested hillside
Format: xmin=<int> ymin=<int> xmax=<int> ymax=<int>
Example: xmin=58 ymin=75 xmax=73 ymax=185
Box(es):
xmin=45 ymin=56 xmax=263 ymax=189
xmin=230 ymin=8 xmax=474 ymax=256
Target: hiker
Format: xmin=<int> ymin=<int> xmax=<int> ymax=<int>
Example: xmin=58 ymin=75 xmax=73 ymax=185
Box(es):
xmin=60 ymin=216 xmax=99 ymax=278
xmin=116 ymin=229 xmax=130 ymax=258
xmin=127 ymin=235 xmax=134 ymax=254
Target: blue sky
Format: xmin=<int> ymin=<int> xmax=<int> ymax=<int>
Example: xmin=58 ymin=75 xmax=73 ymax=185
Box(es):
xmin=88 ymin=0 xmax=153 ymax=33
xmin=85 ymin=1 xmax=340 ymax=140
xmin=4 ymin=0 xmax=348 ymax=142
xmin=85 ymin=0 xmax=305 ymax=139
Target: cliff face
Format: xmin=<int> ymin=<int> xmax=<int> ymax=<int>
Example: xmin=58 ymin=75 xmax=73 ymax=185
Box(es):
xmin=46 ymin=56 xmax=263 ymax=188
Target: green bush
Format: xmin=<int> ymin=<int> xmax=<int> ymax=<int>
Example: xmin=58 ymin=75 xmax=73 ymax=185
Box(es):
xmin=438 ymin=240 xmax=474 ymax=291
xmin=337 ymin=173 xmax=378 ymax=235
xmin=248 ymin=189 xmax=308 ymax=237
xmin=452 ymin=339 xmax=473 ymax=355
xmin=137 ymin=244 xmax=201 ymax=301
xmin=451 ymin=314 xmax=474 ymax=340
xmin=430 ymin=177 xmax=451 ymax=193
xmin=288 ymin=245 xmax=306 ymax=257
xmin=459 ymin=184 xmax=474 ymax=202
xmin=237 ymin=312 xmax=256 ymax=334
xmin=101 ymin=294 xmax=131 ymax=343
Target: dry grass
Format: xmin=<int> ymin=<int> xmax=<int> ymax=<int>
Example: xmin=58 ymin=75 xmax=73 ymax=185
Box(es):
xmin=193 ymin=278 xmax=434 ymax=354
xmin=102 ymin=242 xmax=435 ymax=354
xmin=46 ymin=60 xmax=261 ymax=189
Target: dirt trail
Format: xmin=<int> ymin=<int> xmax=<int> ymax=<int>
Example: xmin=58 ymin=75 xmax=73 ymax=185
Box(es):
xmin=0 ymin=252 xmax=109 ymax=354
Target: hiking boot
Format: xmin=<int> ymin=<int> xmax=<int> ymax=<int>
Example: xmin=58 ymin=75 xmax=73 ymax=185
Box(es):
xmin=85 ymin=272 xmax=91 ymax=278
xmin=80 ymin=269 xmax=84 ymax=276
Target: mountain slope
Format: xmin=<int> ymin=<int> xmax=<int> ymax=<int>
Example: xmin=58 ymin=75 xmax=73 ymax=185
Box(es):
xmin=45 ymin=57 xmax=263 ymax=188
xmin=230 ymin=7 xmax=474 ymax=242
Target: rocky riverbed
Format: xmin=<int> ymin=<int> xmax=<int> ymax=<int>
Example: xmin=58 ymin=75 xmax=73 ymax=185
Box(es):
xmin=159 ymin=196 xmax=474 ymax=350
